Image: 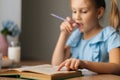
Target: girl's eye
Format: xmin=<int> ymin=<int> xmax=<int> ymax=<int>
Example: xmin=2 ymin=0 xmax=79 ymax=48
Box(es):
xmin=81 ymin=10 xmax=88 ymax=13
xmin=72 ymin=10 xmax=77 ymax=13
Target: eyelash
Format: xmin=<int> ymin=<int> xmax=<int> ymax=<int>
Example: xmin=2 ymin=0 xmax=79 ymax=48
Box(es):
xmin=72 ymin=11 xmax=77 ymax=13
xmin=72 ymin=10 xmax=88 ymax=14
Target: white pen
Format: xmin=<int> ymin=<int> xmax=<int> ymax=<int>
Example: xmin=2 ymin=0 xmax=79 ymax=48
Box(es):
xmin=50 ymin=13 xmax=66 ymax=21
xmin=50 ymin=13 xmax=80 ymax=26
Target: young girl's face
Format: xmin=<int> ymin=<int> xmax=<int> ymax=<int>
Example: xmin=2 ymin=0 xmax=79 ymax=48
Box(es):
xmin=71 ymin=0 xmax=100 ymax=33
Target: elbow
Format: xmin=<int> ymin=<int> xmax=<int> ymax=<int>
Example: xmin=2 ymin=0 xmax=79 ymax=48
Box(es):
xmin=109 ymin=64 xmax=120 ymax=75
xmin=112 ymin=68 xmax=120 ymax=75
xmin=97 ymin=64 xmax=120 ymax=75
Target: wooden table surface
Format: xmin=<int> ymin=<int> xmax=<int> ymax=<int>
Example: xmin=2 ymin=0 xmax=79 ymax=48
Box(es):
xmin=0 ymin=61 xmax=120 ymax=80
xmin=67 ymin=74 xmax=120 ymax=80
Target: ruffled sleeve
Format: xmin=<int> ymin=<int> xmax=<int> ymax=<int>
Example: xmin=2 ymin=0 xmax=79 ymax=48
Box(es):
xmin=66 ymin=29 xmax=82 ymax=47
xmin=107 ymin=32 xmax=120 ymax=52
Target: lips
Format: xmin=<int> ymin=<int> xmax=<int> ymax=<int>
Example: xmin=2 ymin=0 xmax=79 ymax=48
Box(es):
xmin=76 ymin=23 xmax=83 ymax=28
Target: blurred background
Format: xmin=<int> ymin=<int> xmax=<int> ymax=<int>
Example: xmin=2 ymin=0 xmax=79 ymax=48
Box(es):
xmin=0 ymin=0 xmax=120 ymax=63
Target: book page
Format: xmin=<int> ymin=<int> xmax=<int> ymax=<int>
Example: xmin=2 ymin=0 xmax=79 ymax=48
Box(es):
xmin=12 ymin=64 xmax=80 ymax=75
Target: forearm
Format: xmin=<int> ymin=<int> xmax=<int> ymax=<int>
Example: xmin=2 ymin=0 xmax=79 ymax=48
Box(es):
xmin=52 ymin=32 xmax=69 ymax=65
xmin=82 ymin=61 xmax=120 ymax=74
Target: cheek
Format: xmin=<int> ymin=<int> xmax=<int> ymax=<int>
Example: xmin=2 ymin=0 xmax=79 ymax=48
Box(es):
xmin=82 ymin=16 xmax=92 ymax=25
xmin=83 ymin=14 xmax=98 ymax=25
xmin=72 ymin=14 xmax=76 ymax=20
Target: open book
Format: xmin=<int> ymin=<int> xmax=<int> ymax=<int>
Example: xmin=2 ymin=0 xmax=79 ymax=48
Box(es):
xmin=0 ymin=64 xmax=82 ymax=80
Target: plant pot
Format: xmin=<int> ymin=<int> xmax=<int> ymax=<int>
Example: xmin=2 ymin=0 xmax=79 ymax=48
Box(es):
xmin=0 ymin=34 xmax=9 ymax=56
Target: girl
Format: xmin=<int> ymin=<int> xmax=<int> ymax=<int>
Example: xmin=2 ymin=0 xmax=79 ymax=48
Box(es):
xmin=52 ymin=0 xmax=120 ymax=74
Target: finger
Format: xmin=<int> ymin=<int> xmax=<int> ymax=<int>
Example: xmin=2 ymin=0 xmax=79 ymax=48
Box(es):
xmin=57 ymin=61 xmax=66 ymax=71
xmin=66 ymin=66 xmax=71 ymax=71
xmin=65 ymin=59 xmax=71 ymax=71
xmin=61 ymin=21 xmax=72 ymax=33
xmin=64 ymin=22 xmax=72 ymax=32
xmin=66 ymin=17 xmax=75 ymax=28
xmin=70 ymin=59 xmax=76 ymax=70
xmin=74 ymin=60 xmax=80 ymax=70
xmin=60 ymin=22 xmax=66 ymax=31
xmin=66 ymin=17 xmax=72 ymax=23
xmin=60 ymin=22 xmax=69 ymax=33
xmin=72 ymin=23 xmax=78 ymax=28
xmin=66 ymin=21 xmax=73 ymax=30
xmin=66 ymin=17 xmax=74 ymax=24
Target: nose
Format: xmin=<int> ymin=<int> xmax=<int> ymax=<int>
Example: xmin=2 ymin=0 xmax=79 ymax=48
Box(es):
xmin=76 ymin=12 xmax=81 ymax=20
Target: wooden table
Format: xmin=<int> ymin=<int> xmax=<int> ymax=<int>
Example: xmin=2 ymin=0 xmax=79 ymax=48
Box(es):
xmin=67 ymin=74 xmax=120 ymax=80
xmin=0 ymin=61 xmax=120 ymax=80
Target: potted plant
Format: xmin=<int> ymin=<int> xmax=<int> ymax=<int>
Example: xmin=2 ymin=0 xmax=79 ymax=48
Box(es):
xmin=0 ymin=20 xmax=21 ymax=56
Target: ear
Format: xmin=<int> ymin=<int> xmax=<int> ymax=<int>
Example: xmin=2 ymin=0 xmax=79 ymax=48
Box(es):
xmin=97 ymin=7 xmax=105 ymax=19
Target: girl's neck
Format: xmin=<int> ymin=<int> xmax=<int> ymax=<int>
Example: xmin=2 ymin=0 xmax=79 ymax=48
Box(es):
xmin=83 ymin=26 xmax=103 ymax=40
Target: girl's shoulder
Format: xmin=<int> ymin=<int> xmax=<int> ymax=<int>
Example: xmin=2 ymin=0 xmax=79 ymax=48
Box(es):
xmin=90 ymin=26 xmax=120 ymax=44
xmin=102 ymin=26 xmax=117 ymax=34
xmin=101 ymin=26 xmax=120 ymax=38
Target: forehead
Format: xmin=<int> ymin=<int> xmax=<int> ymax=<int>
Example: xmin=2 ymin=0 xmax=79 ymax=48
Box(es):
xmin=71 ymin=0 xmax=94 ymax=8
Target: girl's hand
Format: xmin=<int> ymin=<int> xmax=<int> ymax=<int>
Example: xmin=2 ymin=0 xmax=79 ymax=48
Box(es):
xmin=57 ymin=58 xmax=84 ymax=71
xmin=60 ymin=17 xmax=77 ymax=35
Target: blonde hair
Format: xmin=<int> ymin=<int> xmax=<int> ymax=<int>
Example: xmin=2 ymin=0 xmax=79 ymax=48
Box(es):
xmin=110 ymin=0 xmax=120 ymax=31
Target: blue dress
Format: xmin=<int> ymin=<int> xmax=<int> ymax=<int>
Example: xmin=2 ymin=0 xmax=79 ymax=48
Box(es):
xmin=66 ymin=26 xmax=120 ymax=62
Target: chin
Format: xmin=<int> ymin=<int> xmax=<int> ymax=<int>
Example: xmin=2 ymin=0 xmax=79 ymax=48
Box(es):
xmin=78 ymin=28 xmax=84 ymax=32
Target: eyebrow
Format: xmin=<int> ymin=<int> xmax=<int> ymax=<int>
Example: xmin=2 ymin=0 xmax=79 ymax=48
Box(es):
xmin=71 ymin=6 xmax=89 ymax=9
xmin=71 ymin=7 xmax=89 ymax=10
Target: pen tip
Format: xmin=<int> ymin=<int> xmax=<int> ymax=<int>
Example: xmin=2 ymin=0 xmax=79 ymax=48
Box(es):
xmin=50 ymin=13 xmax=55 ymax=16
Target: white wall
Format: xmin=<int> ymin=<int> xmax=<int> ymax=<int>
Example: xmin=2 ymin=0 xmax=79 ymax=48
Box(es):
xmin=0 ymin=0 xmax=22 ymax=41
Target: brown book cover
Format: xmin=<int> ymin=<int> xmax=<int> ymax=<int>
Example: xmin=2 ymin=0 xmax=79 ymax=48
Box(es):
xmin=0 ymin=64 xmax=82 ymax=80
